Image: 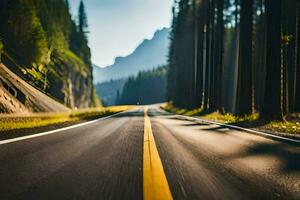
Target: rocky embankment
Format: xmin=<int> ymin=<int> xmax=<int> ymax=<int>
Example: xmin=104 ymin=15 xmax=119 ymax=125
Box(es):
xmin=0 ymin=63 xmax=69 ymax=113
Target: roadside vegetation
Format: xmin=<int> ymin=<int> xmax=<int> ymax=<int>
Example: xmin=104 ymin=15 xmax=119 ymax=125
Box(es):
xmin=162 ymin=104 xmax=300 ymax=137
xmin=0 ymin=106 xmax=133 ymax=132
xmin=0 ymin=0 xmax=99 ymax=109
xmin=167 ymin=0 xmax=300 ymax=126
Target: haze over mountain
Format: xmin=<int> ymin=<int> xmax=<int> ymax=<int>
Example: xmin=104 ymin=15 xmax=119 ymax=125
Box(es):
xmin=93 ymin=28 xmax=170 ymax=83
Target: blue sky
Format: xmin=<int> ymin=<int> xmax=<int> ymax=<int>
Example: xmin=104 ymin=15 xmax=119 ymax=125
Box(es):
xmin=70 ymin=0 xmax=173 ymax=67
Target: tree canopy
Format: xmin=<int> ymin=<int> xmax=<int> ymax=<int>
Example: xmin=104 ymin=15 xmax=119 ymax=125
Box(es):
xmin=0 ymin=0 xmax=99 ymax=108
xmin=119 ymin=66 xmax=167 ymax=105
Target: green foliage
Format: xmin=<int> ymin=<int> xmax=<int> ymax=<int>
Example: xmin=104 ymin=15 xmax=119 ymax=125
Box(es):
xmin=78 ymin=0 xmax=88 ymax=33
xmin=95 ymin=79 xmax=127 ymax=106
xmin=91 ymin=87 xmax=102 ymax=107
xmin=281 ymin=34 xmax=293 ymax=45
xmin=62 ymin=50 xmax=87 ymax=74
xmin=0 ymin=40 xmax=3 ymax=51
xmin=6 ymin=1 xmax=49 ymax=65
xmin=26 ymin=14 xmax=48 ymax=64
xmin=162 ymin=103 xmax=260 ymax=123
xmin=168 ymin=0 xmax=300 ymax=122
xmin=119 ymin=66 xmax=167 ymax=105
xmin=65 ymin=0 xmax=70 ymax=11
xmin=0 ymin=0 xmax=95 ymax=108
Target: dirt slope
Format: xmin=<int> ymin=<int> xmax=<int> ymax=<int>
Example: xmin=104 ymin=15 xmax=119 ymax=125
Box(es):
xmin=0 ymin=63 xmax=70 ymax=113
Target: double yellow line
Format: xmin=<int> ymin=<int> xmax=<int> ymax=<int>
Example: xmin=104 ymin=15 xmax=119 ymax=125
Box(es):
xmin=143 ymin=107 xmax=173 ymax=200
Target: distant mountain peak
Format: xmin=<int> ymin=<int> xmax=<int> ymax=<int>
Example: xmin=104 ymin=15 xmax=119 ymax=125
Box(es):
xmin=93 ymin=28 xmax=170 ymax=83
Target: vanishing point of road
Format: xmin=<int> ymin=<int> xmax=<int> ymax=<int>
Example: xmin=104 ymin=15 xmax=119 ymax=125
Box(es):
xmin=0 ymin=106 xmax=299 ymax=200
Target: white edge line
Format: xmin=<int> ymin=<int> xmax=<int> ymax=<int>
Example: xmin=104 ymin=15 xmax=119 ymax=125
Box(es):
xmin=177 ymin=115 xmax=300 ymax=144
xmin=0 ymin=111 xmax=127 ymax=145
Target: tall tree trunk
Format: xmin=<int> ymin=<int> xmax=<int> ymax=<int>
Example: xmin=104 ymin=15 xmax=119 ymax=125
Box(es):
xmin=215 ymin=0 xmax=224 ymax=112
xmin=187 ymin=9 xmax=196 ymax=109
xmin=192 ymin=0 xmax=198 ymax=107
xmin=194 ymin=1 xmax=206 ymax=108
xmin=167 ymin=7 xmax=176 ymax=104
xmin=236 ymin=0 xmax=253 ymax=115
xmin=295 ymin=2 xmax=300 ymax=112
xmin=281 ymin=0 xmax=297 ymax=114
xmin=253 ymin=0 xmax=266 ymax=113
xmin=208 ymin=0 xmax=216 ymax=112
xmin=262 ymin=0 xmax=284 ymax=120
xmin=203 ymin=0 xmax=211 ymax=110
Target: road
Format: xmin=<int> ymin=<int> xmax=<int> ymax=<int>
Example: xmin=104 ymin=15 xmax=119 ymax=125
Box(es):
xmin=0 ymin=106 xmax=299 ymax=200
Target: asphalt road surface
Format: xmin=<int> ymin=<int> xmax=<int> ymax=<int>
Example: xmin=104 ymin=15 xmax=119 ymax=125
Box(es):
xmin=0 ymin=106 xmax=299 ymax=200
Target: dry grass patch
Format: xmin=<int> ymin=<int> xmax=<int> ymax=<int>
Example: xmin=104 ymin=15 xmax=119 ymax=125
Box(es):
xmin=0 ymin=105 xmax=133 ymax=132
xmin=265 ymin=121 xmax=300 ymax=135
xmin=162 ymin=103 xmax=203 ymax=116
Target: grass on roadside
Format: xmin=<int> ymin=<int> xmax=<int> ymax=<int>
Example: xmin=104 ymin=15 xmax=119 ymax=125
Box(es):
xmin=161 ymin=103 xmax=300 ymax=136
xmin=0 ymin=105 xmax=133 ymax=132
xmin=162 ymin=103 xmax=204 ymax=116
xmin=162 ymin=103 xmax=258 ymax=123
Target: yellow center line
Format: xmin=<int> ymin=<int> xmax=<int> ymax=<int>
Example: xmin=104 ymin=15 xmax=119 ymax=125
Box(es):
xmin=143 ymin=106 xmax=173 ymax=200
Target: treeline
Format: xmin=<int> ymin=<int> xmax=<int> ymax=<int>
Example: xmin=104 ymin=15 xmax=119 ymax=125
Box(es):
xmin=118 ymin=67 xmax=167 ymax=105
xmin=0 ymin=0 xmax=99 ymax=108
xmin=95 ymin=78 xmax=126 ymax=106
xmin=167 ymin=0 xmax=300 ymax=120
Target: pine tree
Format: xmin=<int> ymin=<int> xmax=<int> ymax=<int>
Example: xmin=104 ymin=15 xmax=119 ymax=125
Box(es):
xmin=166 ymin=0 xmax=299 ymax=121
xmin=78 ymin=0 xmax=88 ymax=33
xmin=65 ymin=0 xmax=70 ymax=11
xmin=236 ymin=0 xmax=254 ymax=115
xmin=295 ymin=2 xmax=300 ymax=112
xmin=262 ymin=0 xmax=284 ymax=120
xmin=215 ymin=0 xmax=224 ymax=112
xmin=0 ymin=0 xmax=97 ymax=107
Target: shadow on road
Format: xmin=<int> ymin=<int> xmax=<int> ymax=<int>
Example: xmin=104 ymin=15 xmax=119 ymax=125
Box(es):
xmin=148 ymin=107 xmax=300 ymax=174
xmin=228 ymin=142 xmax=300 ymax=173
xmin=200 ymin=126 xmax=231 ymax=133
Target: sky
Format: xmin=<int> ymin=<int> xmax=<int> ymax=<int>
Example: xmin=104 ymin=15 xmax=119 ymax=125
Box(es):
xmin=70 ymin=0 xmax=173 ymax=67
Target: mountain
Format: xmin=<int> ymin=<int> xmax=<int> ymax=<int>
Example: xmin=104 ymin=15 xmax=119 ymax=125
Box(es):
xmin=93 ymin=28 xmax=170 ymax=83
xmin=0 ymin=0 xmax=99 ymax=112
xmin=95 ymin=66 xmax=167 ymax=106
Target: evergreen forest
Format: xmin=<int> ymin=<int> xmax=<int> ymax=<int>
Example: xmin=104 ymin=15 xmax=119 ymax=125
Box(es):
xmin=167 ymin=0 xmax=300 ymax=121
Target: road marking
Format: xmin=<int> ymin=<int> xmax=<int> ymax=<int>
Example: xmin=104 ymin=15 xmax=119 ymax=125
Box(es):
xmin=0 ymin=111 xmax=127 ymax=145
xmin=143 ymin=107 xmax=173 ymax=200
